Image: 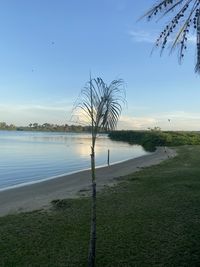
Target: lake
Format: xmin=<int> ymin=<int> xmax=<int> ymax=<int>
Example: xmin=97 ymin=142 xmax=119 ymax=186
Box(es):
xmin=0 ymin=131 xmax=149 ymax=191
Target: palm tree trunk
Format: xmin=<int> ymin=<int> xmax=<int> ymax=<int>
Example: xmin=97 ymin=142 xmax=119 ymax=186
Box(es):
xmin=88 ymin=146 xmax=96 ymax=267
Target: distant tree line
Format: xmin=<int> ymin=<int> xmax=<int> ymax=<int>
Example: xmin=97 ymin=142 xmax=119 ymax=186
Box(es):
xmin=0 ymin=122 xmax=16 ymax=130
xmin=109 ymin=128 xmax=200 ymax=151
xmin=0 ymin=122 xmax=93 ymax=132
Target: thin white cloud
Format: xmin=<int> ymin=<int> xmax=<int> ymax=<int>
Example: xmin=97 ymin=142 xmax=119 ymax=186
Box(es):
xmin=0 ymin=102 xmax=73 ymax=112
xmin=188 ymin=35 xmax=196 ymax=43
xmin=118 ymin=111 xmax=200 ymax=131
xmin=127 ymin=105 xmax=150 ymax=111
xmin=155 ymin=111 xmax=200 ymax=120
xmin=129 ymin=30 xmax=156 ymax=43
xmin=118 ymin=115 xmax=156 ymax=130
xmin=0 ymin=103 xmax=73 ymax=126
xmin=16 ymin=105 xmax=66 ymax=112
xmin=1 ymin=103 xmax=200 ymax=131
xmin=129 ymin=29 xmax=196 ymax=45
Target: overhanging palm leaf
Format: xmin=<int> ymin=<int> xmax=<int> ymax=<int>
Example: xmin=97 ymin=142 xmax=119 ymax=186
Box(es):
xmin=143 ymin=0 xmax=200 ymax=72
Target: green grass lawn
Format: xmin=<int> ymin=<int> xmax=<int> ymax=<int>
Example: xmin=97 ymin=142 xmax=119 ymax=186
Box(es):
xmin=1 ymin=146 xmax=200 ymax=266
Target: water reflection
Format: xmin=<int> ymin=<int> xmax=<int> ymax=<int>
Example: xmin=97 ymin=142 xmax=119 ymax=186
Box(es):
xmin=0 ymin=131 xmax=150 ymax=190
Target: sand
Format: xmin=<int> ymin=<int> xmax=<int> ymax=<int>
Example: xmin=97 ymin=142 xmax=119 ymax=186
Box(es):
xmin=0 ymin=147 xmax=176 ymax=217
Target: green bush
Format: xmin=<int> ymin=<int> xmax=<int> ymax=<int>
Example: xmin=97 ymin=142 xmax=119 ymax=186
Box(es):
xmin=109 ymin=130 xmax=200 ymax=151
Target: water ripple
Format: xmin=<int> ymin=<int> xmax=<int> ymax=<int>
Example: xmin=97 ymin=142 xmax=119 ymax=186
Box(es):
xmin=0 ymin=131 xmax=149 ymax=190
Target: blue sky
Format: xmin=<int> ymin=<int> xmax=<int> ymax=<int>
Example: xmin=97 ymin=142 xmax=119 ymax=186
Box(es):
xmin=1 ymin=0 xmax=200 ymax=130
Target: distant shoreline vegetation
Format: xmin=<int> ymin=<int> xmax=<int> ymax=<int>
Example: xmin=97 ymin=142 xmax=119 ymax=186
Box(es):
xmin=0 ymin=122 xmax=93 ymax=133
xmin=2 ymin=123 xmax=200 ymax=150
xmin=109 ymin=128 xmax=200 ymax=151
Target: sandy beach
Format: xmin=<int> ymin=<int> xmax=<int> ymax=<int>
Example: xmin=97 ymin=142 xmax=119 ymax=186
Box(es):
xmin=0 ymin=147 xmax=176 ymax=217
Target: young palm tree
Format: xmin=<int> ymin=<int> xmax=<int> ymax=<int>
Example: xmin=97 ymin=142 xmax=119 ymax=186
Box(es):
xmin=76 ymin=76 xmax=125 ymax=267
xmin=143 ymin=0 xmax=200 ymax=73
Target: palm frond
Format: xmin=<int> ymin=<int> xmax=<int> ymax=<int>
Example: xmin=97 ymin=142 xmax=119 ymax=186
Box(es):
xmin=195 ymin=9 xmax=200 ymax=72
xmin=74 ymin=77 xmax=125 ymax=136
xmin=141 ymin=0 xmax=185 ymax=21
xmin=143 ymin=0 xmax=200 ymax=72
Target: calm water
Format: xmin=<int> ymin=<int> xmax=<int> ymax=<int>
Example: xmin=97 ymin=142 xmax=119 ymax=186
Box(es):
xmin=0 ymin=131 xmax=149 ymax=191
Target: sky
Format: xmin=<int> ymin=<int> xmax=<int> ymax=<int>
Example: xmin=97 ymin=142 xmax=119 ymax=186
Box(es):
xmin=1 ymin=0 xmax=200 ymax=130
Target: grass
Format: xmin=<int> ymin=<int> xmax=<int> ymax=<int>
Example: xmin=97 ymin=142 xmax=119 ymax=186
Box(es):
xmin=1 ymin=146 xmax=200 ymax=266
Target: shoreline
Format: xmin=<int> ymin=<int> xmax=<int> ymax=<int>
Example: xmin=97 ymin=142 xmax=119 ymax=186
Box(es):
xmin=0 ymin=147 xmax=176 ymax=217
xmin=0 ymin=153 xmax=148 ymax=193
